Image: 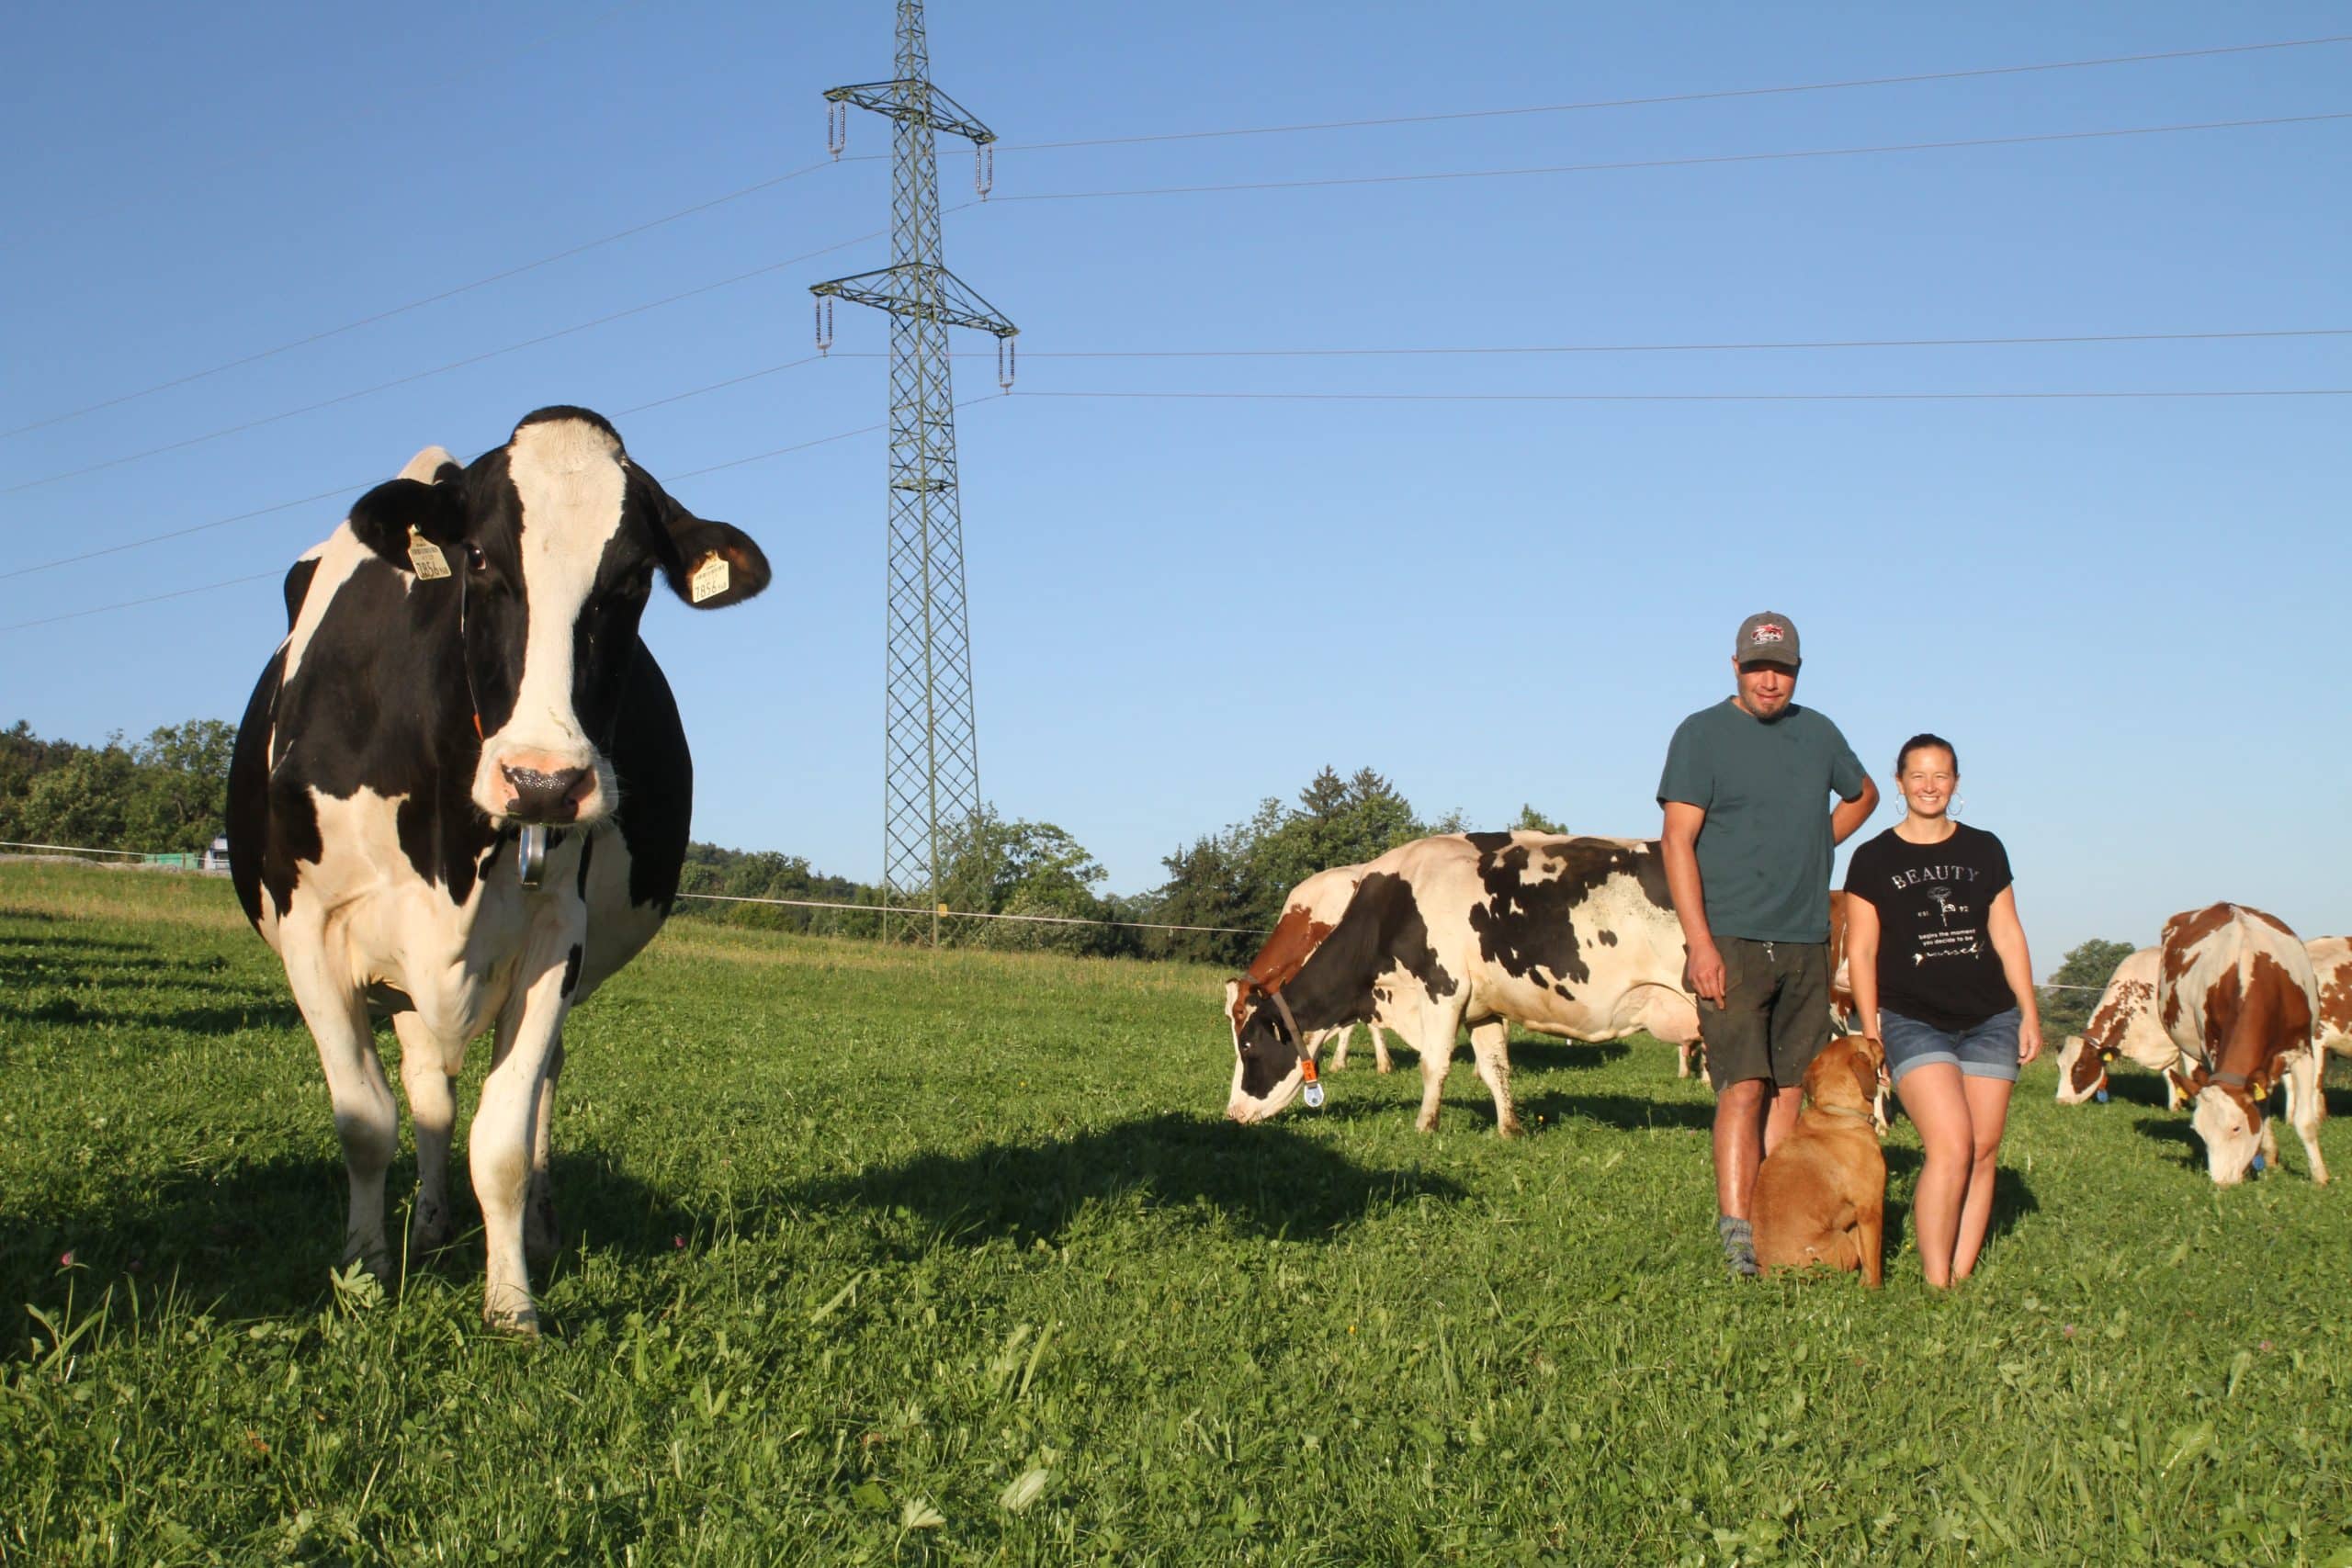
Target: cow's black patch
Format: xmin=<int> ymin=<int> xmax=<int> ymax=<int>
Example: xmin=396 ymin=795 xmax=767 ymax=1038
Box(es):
xmin=575 ymin=829 xmax=596 ymax=899
xmin=1466 ymin=836 xmax=1673 ymax=990
xmin=1464 ymin=831 xmax=1514 ymax=854
xmin=560 ymin=943 xmax=583 ymax=998
xmin=278 ymin=558 xmax=320 ymax=630
xmin=1597 ymin=928 xmax=1619 ymax=946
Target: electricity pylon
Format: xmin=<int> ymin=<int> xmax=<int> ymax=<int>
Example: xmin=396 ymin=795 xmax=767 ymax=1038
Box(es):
xmin=812 ymin=0 xmax=1016 ymax=946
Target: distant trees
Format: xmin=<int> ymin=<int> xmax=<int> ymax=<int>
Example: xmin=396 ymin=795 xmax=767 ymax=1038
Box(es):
xmin=0 ymin=719 xmax=237 ymax=854
xmin=2039 ymin=938 xmax=2139 ymax=1036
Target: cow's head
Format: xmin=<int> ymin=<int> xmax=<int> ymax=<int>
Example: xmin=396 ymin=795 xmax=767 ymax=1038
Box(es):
xmin=347 ymin=408 xmax=769 ymax=826
xmin=1224 ymin=978 xmax=1307 ymax=1122
xmin=2167 ymin=1061 xmax=2267 ymax=1186
xmin=2052 ymin=1033 xmax=2110 ymax=1105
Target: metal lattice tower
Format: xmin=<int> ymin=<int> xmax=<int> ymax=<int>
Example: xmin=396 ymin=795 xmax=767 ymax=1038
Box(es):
xmin=812 ymin=0 xmax=1016 ymax=943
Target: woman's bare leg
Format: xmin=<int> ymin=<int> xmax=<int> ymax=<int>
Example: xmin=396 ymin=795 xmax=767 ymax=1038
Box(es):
xmin=1894 ymin=1062 xmax=1972 ymax=1288
xmin=1951 ymin=1076 xmax=2014 ymax=1281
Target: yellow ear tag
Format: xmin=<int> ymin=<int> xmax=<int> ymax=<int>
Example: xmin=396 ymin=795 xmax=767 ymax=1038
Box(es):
xmin=689 ymin=553 xmax=730 ymax=604
xmin=407 ymin=528 xmax=451 ymax=580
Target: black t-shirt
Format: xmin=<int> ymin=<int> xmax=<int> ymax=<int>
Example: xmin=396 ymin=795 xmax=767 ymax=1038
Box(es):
xmin=1842 ymin=822 xmax=2018 ymax=1032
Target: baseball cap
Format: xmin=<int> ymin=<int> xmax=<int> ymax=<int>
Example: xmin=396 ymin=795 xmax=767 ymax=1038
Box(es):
xmin=1734 ymin=612 xmax=1800 ymax=667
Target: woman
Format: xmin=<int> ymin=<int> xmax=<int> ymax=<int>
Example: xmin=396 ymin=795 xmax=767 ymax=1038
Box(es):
xmin=1842 ymin=734 xmax=2041 ymax=1288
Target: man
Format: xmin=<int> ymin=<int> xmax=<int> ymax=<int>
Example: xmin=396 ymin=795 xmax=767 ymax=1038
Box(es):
xmin=1657 ymin=612 xmax=1879 ymax=1278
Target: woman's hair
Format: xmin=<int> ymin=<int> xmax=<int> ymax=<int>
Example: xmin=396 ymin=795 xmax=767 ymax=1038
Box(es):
xmin=1894 ymin=732 xmax=1958 ymax=776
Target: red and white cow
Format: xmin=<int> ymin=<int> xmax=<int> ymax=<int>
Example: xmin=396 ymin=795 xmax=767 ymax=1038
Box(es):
xmin=2155 ymin=904 xmax=2328 ymax=1186
xmin=1248 ymin=865 xmax=1401 ymax=1075
xmin=2052 ymin=948 xmax=2177 ymax=1105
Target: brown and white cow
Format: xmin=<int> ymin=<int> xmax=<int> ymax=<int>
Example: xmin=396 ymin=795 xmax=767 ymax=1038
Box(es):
xmin=2154 ymin=904 xmax=2327 ymax=1186
xmin=1224 ymin=832 xmax=1704 ymax=1134
xmin=1242 ymin=864 xmax=1400 ymax=1075
xmin=2052 ymin=948 xmax=2177 ymax=1105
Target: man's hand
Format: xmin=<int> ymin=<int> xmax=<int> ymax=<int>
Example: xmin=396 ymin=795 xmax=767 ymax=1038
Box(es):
xmin=1686 ymin=939 xmax=1727 ymax=1007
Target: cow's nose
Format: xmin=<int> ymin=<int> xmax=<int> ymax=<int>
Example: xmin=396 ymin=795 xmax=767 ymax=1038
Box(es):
xmin=501 ymin=763 xmax=591 ymax=822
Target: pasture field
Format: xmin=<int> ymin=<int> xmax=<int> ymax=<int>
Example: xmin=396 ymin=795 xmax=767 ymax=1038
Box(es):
xmin=2 ymin=862 xmax=2348 ymax=1566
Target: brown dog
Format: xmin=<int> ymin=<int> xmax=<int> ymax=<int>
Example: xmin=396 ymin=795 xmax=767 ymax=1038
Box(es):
xmin=1753 ymin=1034 xmax=1889 ymax=1287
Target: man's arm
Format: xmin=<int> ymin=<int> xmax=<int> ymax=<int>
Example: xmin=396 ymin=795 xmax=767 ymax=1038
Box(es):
xmin=1830 ymin=774 xmax=1880 ymax=846
xmin=1660 ymin=800 xmax=1724 ymax=1005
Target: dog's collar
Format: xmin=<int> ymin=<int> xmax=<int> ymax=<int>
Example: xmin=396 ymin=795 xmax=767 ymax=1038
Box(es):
xmin=1805 ymin=1101 xmax=1877 ymax=1122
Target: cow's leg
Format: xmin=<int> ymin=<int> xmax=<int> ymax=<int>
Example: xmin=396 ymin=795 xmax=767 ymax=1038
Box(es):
xmin=1468 ymin=1018 xmax=1521 ymax=1137
xmin=525 ymin=1034 xmax=565 ymax=1263
xmin=390 ymin=1011 xmax=459 ymax=1256
xmin=472 ymin=922 xmax=579 ymax=1332
xmin=1323 ymin=1028 xmax=1348 ymax=1072
xmin=281 ymin=933 xmax=397 ymax=1278
xmin=1676 ymin=1040 xmax=1695 ymax=1079
xmin=1371 ymin=1023 xmax=1394 ymax=1075
xmin=2283 ymin=1050 xmax=2327 ymax=1183
xmin=1409 ymin=1000 xmax=1469 ymax=1134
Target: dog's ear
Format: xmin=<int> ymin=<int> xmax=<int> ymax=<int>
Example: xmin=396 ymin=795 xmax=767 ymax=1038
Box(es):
xmin=1849 ymin=1036 xmax=1880 ymax=1109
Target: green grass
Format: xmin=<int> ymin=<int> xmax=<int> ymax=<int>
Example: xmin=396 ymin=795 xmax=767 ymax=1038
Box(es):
xmin=2 ymin=861 xmax=2348 ymax=1565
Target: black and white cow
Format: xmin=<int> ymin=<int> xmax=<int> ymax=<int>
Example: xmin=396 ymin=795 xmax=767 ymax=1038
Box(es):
xmin=1225 ymin=832 xmax=1703 ymax=1134
xmin=228 ymin=408 xmax=770 ymax=1331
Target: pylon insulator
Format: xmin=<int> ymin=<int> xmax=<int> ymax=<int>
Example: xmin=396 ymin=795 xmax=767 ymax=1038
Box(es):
xmin=975 ymin=144 xmax=993 ymax=199
xmin=997 ymin=335 xmax=1015 ymax=392
xmin=815 ymin=297 xmax=834 ymax=354
xmin=828 ymin=99 xmax=847 ymax=159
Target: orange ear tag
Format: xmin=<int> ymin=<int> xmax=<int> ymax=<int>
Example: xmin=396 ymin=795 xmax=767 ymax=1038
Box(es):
xmin=1300 ymin=1054 xmax=1324 ymax=1109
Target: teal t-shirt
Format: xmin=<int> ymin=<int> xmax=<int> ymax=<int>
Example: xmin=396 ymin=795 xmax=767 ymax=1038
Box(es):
xmin=1656 ymin=698 xmax=1867 ymax=943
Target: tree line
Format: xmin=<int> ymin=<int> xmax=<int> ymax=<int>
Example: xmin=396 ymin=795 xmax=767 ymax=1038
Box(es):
xmin=3 ymin=717 xmax=2132 ymax=1014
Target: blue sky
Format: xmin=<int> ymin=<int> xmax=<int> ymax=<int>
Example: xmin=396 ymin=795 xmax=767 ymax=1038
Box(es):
xmin=4 ymin=2 xmax=2346 ymax=966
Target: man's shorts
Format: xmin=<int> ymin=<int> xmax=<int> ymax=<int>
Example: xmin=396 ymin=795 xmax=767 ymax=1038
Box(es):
xmin=1700 ymin=936 xmax=1833 ymax=1091
xmin=1880 ymin=1007 xmax=2023 ymax=1086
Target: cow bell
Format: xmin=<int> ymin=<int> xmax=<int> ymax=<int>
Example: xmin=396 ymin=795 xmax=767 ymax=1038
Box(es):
xmin=1300 ymin=1055 xmax=1325 ymax=1110
xmin=517 ymin=824 xmax=548 ymax=889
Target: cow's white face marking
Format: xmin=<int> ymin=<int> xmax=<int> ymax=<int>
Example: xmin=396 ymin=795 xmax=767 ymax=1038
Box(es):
xmin=2190 ymin=1090 xmax=2261 ymax=1186
xmin=470 ymin=419 xmax=628 ymax=825
xmin=1226 ymin=1052 xmax=1305 ymax=1122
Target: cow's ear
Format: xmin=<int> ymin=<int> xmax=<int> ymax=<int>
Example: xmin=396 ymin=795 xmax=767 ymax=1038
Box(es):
xmin=662 ymin=516 xmax=771 ymax=610
xmin=2165 ymin=1064 xmax=2205 ymax=1103
xmin=347 ymin=475 xmax=467 ymax=572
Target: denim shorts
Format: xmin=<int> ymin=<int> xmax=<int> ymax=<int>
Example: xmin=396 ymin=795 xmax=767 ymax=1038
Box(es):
xmin=1879 ymin=1007 xmax=2023 ymax=1086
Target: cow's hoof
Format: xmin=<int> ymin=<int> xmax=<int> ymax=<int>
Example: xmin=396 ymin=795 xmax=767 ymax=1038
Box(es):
xmin=1375 ymin=1062 xmax=1393 ymax=1076
xmin=484 ymin=1306 xmax=541 ymax=1337
xmin=1415 ymin=1114 xmax=1440 ymax=1134
xmin=344 ymin=1239 xmax=393 ymax=1283
xmin=408 ymin=1201 xmax=453 ymax=1257
xmin=1496 ymin=1119 xmax=1524 ymax=1140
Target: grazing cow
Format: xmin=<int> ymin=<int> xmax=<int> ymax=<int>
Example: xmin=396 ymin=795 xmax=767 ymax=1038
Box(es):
xmin=1239 ymin=864 xmax=1401 ymax=1075
xmin=227 ymin=408 xmax=771 ymax=1330
xmin=2154 ymin=904 xmax=2327 ymax=1186
xmin=1224 ymin=832 xmax=1703 ymax=1134
xmin=2052 ymin=949 xmax=2178 ymax=1105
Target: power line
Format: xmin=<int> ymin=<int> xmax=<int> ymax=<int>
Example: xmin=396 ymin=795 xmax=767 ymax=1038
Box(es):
xmin=0 ymin=363 xmax=976 ymax=582
xmin=993 ymin=110 xmax=2352 ymax=203
xmin=0 ymin=394 xmax=1006 ymax=626
xmin=999 ymin=34 xmax=2352 ymax=152
xmin=0 ymin=159 xmax=871 ymax=444
xmin=0 ymin=233 xmax=883 ymax=497
xmin=1020 ymin=387 xmax=2352 ymax=403
xmin=1006 ymin=327 xmax=2352 ymax=360
xmin=0 ymin=571 xmax=283 ymax=634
